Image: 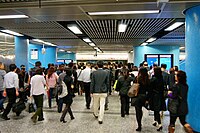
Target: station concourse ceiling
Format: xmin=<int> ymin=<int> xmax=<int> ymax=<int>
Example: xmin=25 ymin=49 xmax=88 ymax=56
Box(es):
xmin=0 ymin=0 xmax=199 ymax=54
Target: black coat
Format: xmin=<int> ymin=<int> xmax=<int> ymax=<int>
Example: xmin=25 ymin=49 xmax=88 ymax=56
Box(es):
xmin=62 ymin=75 xmax=74 ymax=104
xmin=149 ymin=76 xmax=166 ymax=111
xmin=116 ymin=76 xmax=134 ymax=96
xmin=172 ymin=83 xmax=188 ymax=115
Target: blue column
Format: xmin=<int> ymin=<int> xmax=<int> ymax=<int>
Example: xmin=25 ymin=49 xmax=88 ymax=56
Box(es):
xmin=15 ymin=37 xmax=29 ymax=71
xmin=184 ymin=5 xmax=200 ymax=132
xmin=133 ymin=45 xmax=179 ymax=67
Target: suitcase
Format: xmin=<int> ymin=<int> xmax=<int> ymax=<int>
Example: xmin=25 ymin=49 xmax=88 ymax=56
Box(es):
xmin=12 ymin=100 xmax=26 ymax=115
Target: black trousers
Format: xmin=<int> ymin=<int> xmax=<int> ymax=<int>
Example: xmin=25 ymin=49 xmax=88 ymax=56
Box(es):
xmin=120 ymin=95 xmax=130 ymax=116
xmin=83 ymin=82 xmax=91 ymax=108
xmin=170 ymin=115 xmax=187 ymax=127
xmin=154 ymin=111 xmax=161 ymax=124
xmin=32 ymin=94 xmax=44 ymax=120
xmin=135 ymin=95 xmax=146 ymax=128
xmin=2 ymin=88 xmax=16 ymax=117
xmin=61 ymin=102 xmax=74 ymax=120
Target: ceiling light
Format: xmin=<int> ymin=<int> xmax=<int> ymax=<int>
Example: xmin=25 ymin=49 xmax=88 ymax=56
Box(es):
xmin=141 ymin=42 xmax=148 ymax=46
xmin=83 ymin=38 xmax=91 ymax=43
xmin=59 ymin=49 xmax=65 ymax=52
xmin=164 ymin=22 xmax=184 ymax=31
xmin=1 ymin=30 xmax=24 ymax=36
xmin=118 ymin=23 xmax=127 ymax=32
xmin=146 ymin=37 xmax=157 ymax=43
xmin=67 ymin=25 xmax=83 ymax=34
xmin=44 ymin=42 xmax=57 ymax=46
xmin=0 ymin=15 xmax=28 ymax=19
xmin=32 ymin=39 xmax=44 ymax=43
xmin=87 ymin=10 xmax=160 ymax=15
xmin=180 ymin=47 xmax=185 ymax=50
xmin=89 ymin=43 xmax=96 ymax=46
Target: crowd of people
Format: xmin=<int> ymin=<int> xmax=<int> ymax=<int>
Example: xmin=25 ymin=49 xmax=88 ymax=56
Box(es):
xmin=0 ymin=60 xmax=194 ymax=133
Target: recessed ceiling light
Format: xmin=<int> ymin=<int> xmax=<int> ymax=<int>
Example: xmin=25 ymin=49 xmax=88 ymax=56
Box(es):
xmin=67 ymin=25 xmax=83 ymax=34
xmin=89 ymin=43 xmax=96 ymax=46
xmin=83 ymin=38 xmax=92 ymax=43
xmin=118 ymin=23 xmax=127 ymax=32
xmin=146 ymin=37 xmax=157 ymax=43
xmin=87 ymin=10 xmax=160 ymax=15
xmin=141 ymin=42 xmax=148 ymax=46
xmin=1 ymin=30 xmax=24 ymax=36
xmin=164 ymin=22 xmax=184 ymax=31
xmin=0 ymin=15 xmax=28 ymax=19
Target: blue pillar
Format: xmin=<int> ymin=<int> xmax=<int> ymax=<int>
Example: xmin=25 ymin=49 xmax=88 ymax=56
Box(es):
xmin=184 ymin=5 xmax=200 ymax=132
xmin=133 ymin=45 xmax=179 ymax=68
xmin=15 ymin=37 xmax=29 ymax=71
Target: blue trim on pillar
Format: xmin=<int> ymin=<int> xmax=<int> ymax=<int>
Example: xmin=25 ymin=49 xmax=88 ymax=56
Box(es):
xmin=15 ymin=37 xmax=28 ymax=71
xmin=133 ymin=45 xmax=179 ymax=68
xmin=185 ymin=5 xmax=200 ymax=132
xmin=28 ymin=43 xmax=56 ymax=69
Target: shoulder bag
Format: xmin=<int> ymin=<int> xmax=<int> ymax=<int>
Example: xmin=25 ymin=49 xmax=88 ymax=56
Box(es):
xmin=127 ymin=78 xmax=139 ymax=97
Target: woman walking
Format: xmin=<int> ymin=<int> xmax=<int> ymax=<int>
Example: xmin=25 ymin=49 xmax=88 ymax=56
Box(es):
xmin=30 ymin=68 xmax=46 ymax=123
xmin=60 ymin=68 xmax=75 ymax=123
xmin=149 ymin=67 xmax=166 ymax=131
xmin=168 ymin=71 xmax=193 ymax=133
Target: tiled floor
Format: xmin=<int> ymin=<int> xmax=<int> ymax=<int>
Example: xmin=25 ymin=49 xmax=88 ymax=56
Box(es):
xmin=0 ymin=93 xmax=187 ymax=133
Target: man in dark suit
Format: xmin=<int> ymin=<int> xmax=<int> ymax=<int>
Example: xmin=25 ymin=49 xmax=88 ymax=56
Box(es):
xmin=90 ymin=60 xmax=109 ymax=124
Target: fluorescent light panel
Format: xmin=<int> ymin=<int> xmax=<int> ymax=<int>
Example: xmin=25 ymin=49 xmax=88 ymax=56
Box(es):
xmin=32 ymin=39 xmax=57 ymax=46
xmin=89 ymin=43 xmax=96 ymax=46
xmin=83 ymin=38 xmax=91 ymax=43
xmin=164 ymin=22 xmax=184 ymax=31
xmin=118 ymin=24 xmax=127 ymax=32
xmin=88 ymin=10 xmax=160 ymax=15
xmin=67 ymin=25 xmax=83 ymax=34
xmin=0 ymin=15 xmax=28 ymax=19
xmin=146 ymin=37 xmax=156 ymax=43
xmin=141 ymin=42 xmax=148 ymax=46
xmin=1 ymin=30 xmax=23 ymax=36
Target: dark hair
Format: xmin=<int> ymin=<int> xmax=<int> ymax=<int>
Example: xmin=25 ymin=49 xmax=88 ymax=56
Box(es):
xmin=121 ymin=68 xmax=129 ymax=80
xmin=161 ymin=64 xmax=167 ymax=69
xmin=154 ymin=67 xmax=162 ymax=78
xmin=177 ymin=70 xmax=187 ymax=85
xmin=174 ymin=66 xmax=178 ymax=71
xmin=169 ymin=68 xmax=175 ymax=74
xmin=65 ymin=68 xmax=72 ymax=76
xmin=138 ymin=67 xmax=149 ymax=85
xmin=36 ymin=68 xmax=43 ymax=75
xmin=47 ymin=66 xmax=55 ymax=79
xmin=15 ymin=68 xmax=21 ymax=74
xmin=35 ymin=61 xmax=41 ymax=67
xmin=9 ymin=64 xmax=17 ymax=71
xmin=97 ymin=60 xmax=104 ymax=68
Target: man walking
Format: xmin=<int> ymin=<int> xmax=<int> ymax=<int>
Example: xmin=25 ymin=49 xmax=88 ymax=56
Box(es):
xmin=1 ymin=64 xmax=19 ymax=120
xmin=90 ymin=61 xmax=109 ymax=124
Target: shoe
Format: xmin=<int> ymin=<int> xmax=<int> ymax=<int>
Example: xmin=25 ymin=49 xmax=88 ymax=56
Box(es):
xmin=38 ymin=118 xmax=44 ymax=121
xmin=157 ymin=125 xmax=163 ymax=131
xmin=86 ymin=107 xmax=90 ymax=109
xmin=60 ymin=119 xmax=67 ymax=123
xmin=136 ymin=127 xmax=141 ymax=131
xmin=71 ymin=117 xmax=75 ymax=120
xmin=93 ymin=113 xmax=98 ymax=118
xmin=125 ymin=112 xmax=129 ymax=115
xmin=1 ymin=115 xmax=10 ymax=120
xmin=153 ymin=121 xmax=158 ymax=127
xmin=121 ymin=115 xmax=125 ymax=117
xmin=98 ymin=121 xmax=103 ymax=124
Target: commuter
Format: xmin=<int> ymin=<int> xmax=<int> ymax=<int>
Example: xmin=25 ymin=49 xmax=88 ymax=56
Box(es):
xmin=20 ymin=65 xmax=30 ymax=99
xmin=76 ymin=65 xmax=83 ymax=95
xmin=30 ymin=68 xmax=46 ymax=123
xmin=134 ymin=67 xmax=150 ymax=131
xmin=149 ymin=67 xmax=166 ymax=131
xmin=173 ymin=66 xmax=179 ymax=82
xmin=1 ymin=64 xmax=19 ymax=120
xmin=161 ymin=64 xmax=169 ymax=89
xmin=56 ymin=64 xmax=65 ymax=76
xmin=29 ymin=61 xmax=42 ymax=77
xmin=149 ymin=63 xmax=158 ymax=77
xmin=81 ymin=63 xmax=92 ymax=109
xmin=168 ymin=71 xmax=193 ymax=133
xmin=0 ymin=62 xmax=6 ymax=113
xmin=90 ymin=60 xmax=109 ymax=124
xmin=168 ymin=68 xmax=175 ymax=90
xmin=115 ymin=64 xmax=122 ymax=80
xmin=116 ymin=69 xmax=134 ymax=117
xmin=60 ymin=68 xmax=75 ymax=123
xmin=46 ymin=66 xmax=58 ymax=109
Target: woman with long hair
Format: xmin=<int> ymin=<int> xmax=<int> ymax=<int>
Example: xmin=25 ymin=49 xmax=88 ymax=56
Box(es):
xmin=116 ymin=69 xmax=134 ymax=117
xmin=134 ymin=67 xmax=150 ymax=131
xmin=149 ymin=67 xmax=166 ymax=131
xmin=46 ymin=66 xmax=58 ymax=108
xmin=168 ymin=71 xmax=193 ymax=133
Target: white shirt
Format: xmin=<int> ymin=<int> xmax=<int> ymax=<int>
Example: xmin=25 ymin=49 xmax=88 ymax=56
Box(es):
xmin=80 ymin=67 xmax=91 ymax=83
xmin=3 ymin=71 xmax=19 ymax=89
xmin=30 ymin=75 xmax=46 ymax=96
xmin=76 ymin=69 xmax=83 ymax=81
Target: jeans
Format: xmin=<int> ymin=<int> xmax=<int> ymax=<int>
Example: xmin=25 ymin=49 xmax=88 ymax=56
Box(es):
xmin=48 ymin=88 xmax=58 ymax=108
xmin=0 ymin=91 xmax=6 ymax=110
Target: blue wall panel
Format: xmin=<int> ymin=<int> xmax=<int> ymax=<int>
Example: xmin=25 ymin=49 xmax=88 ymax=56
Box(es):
xmin=134 ymin=45 xmax=179 ymax=68
xmin=57 ymin=52 xmax=76 ymax=61
xmin=28 ymin=43 xmax=56 ymax=69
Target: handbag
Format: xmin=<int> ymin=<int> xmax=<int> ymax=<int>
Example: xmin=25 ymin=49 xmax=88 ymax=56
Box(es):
xmin=167 ymin=98 xmax=179 ymax=114
xmin=127 ymin=78 xmax=139 ymax=97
